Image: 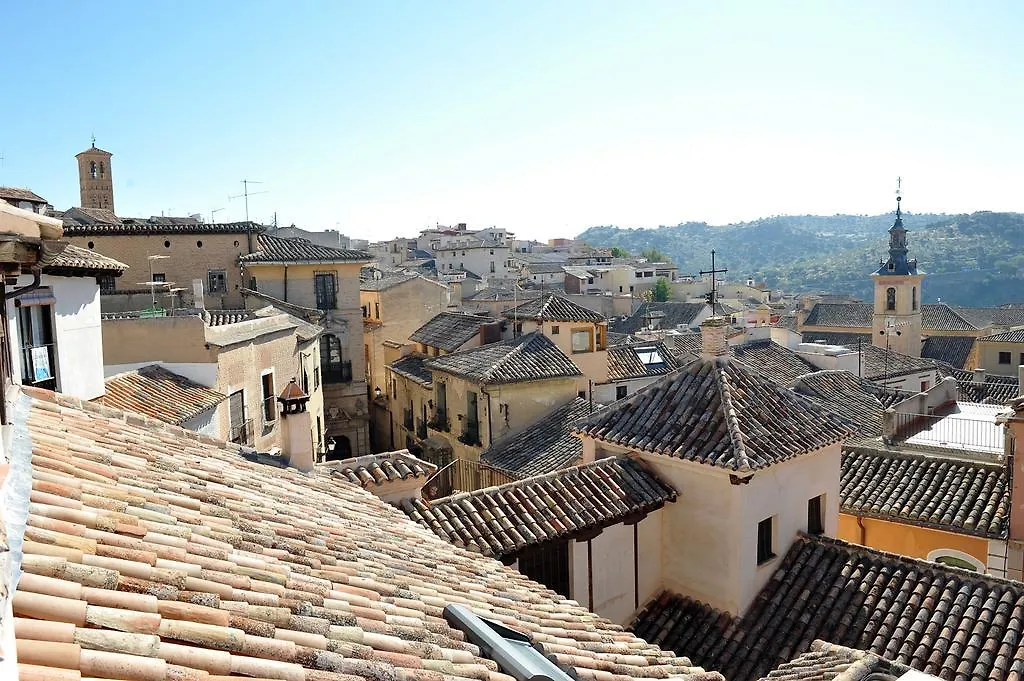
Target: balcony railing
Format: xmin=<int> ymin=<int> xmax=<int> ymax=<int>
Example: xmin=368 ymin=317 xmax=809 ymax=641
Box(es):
xmin=428 ymin=407 xmax=450 ymax=432
xmin=230 ymin=419 xmax=254 ymax=446
xmin=323 ymin=361 xmax=353 ymax=384
xmin=888 ymin=411 xmax=1003 ymax=454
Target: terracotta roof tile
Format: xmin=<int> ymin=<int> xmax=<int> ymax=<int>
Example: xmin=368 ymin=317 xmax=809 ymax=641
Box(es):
xmin=0 ymin=186 xmax=48 ymax=203
xmin=730 ymin=341 xmax=817 ymax=385
xmin=759 ymin=640 xmax=909 ymax=681
xmin=610 ymin=304 xmax=708 ymax=335
xmin=480 ymin=398 xmax=595 ymax=479
xmin=95 ymin=365 xmax=226 ymax=425
xmin=62 ymin=219 xmax=258 ymax=235
xmin=401 ymin=456 xmax=676 ymax=558
xmin=241 ymin=233 xmax=371 ymax=263
xmin=790 ymin=371 xmax=908 ymax=440
xmin=14 ymin=387 xmax=721 ymax=681
xmin=425 ymin=332 xmax=582 ymax=385
xmin=409 ymin=313 xmax=496 ymax=353
xmin=607 ymin=342 xmax=680 ymax=382
xmin=841 ymin=446 xmax=1009 ymax=538
xmin=504 ymin=294 xmax=606 ymax=323
xmin=801 ymin=303 xmax=873 ymax=328
xmin=921 ymin=336 xmax=976 ymax=369
xmin=630 ymin=533 xmax=1024 ymax=681
xmin=44 ymin=243 xmax=129 ymax=275
xmin=319 ymin=451 xmax=437 ymax=488
xmin=944 ymin=369 xmax=1020 ymax=405
xmin=979 ymin=327 xmax=1024 ymax=343
xmin=573 ymin=358 xmax=853 ymax=472
xmin=957 ymin=307 xmax=1024 ymax=329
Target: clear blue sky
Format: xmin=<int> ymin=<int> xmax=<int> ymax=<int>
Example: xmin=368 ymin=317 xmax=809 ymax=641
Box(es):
xmin=3 ymin=1 xmax=1023 ymax=241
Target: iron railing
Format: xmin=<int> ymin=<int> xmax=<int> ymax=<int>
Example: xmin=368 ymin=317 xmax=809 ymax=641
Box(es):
xmin=458 ymin=423 xmax=481 ymax=447
xmin=428 ymin=407 xmax=450 ymax=432
xmin=422 ymin=457 xmax=515 ymax=499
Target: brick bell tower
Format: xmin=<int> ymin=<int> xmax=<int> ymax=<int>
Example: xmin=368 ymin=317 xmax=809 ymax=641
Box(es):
xmin=76 ymin=139 xmax=114 ymax=212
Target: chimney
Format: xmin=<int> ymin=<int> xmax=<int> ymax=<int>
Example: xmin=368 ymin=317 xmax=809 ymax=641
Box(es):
xmin=973 ymin=367 xmax=986 ymax=385
xmin=192 ymin=278 xmax=205 ymax=311
xmin=701 ymin=316 xmax=730 ymax=358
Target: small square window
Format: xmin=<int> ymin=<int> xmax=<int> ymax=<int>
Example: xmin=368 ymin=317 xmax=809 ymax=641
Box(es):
xmin=807 ymin=495 xmax=824 ymax=536
xmin=207 ymin=269 xmax=227 ymax=294
xmin=152 ymin=273 xmax=166 ymax=283
xmin=616 ymin=385 xmax=627 ymax=400
xmin=577 ymin=390 xmax=586 ymax=399
xmin=999 ymin=351 xmax=1012 ymax=365
xmin=551 ymin=325 xmax=560 ymax=335
xmin=571 ymin=330 xmax=591 ymax=353
xmin=757 ymin=516 xmax=775 ymax=565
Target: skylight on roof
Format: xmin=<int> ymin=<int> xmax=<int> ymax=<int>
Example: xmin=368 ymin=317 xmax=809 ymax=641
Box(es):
xmin=635 ymin=347 xmax=665 ymax=368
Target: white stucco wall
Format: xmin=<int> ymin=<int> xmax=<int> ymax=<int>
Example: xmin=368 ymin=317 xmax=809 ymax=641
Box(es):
xmin=570 ymin=511 xmax=663 ymax=625
xmin=629 ymin=441 xmax=841 ymax=617
xmin=7 ymin=274 xmax=106 ymax=400
xmin=104 ymin=361 xmax=219 ymax=387
xmin=181 ymin=404 xmax=223 ymax=439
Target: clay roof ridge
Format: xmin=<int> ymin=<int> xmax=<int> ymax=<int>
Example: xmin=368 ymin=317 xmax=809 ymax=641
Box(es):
xmin=714 ymin=359 xmax=752 ymax=472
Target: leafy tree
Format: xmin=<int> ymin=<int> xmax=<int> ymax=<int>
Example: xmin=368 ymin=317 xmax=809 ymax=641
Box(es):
xmin=610 ymin=246 xmax=630 ymax=258
xmin=653 ymin=277 xmax=671 ymax=302
xmin=641 ymin=247 xmax=670 ymax=263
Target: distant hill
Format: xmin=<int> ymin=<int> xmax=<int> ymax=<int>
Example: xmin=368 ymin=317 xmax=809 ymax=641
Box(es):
xmin=577 ymin=212 xmax=1024 ymax=307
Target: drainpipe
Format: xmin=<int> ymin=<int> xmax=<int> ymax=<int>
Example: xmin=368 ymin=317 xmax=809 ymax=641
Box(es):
xmin=857 ymin=515 xmax=867 ymax=546
xmin=4 ymin=268 xmax=41 ymax=300
xmin=283 ymin=265 xmax=288 ymax=303
xmin=481 ymin=385 xmax=494 ymax=446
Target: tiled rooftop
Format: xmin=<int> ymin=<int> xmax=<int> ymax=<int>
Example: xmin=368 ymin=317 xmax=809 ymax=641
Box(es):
xmin=945 ymin=369 xmax=1021 ymax=405
xmin=858 ymin=344 xmax=940 ymax=381
xmin=389 ymin=354 xmax=434 ymax=386
xmin=730 ymin=341 xmax=817 ymax=385
xmin=921 ymin=335 xmax=977 ymax=369
xmin=609 ymin=304 xmax=708 ymax=335
xmin=95 ymin=364 xmax=227 ymax=425
xmin=607 ymin=342 xmax=680 ymax=382
xmin=758 ymin=641 xmax=909 ymax=681
xmin=425 ymin=332 xmax=582 ymax=385
xmin=45 ymin=243 xmax=129 ymax=275
xmin=574 ymin=357 xmax=852 ymax=472
xmin=841 ymin=446 xmax=1009 ymax=539
xmin=62 ymin=217 xmax=259 ymax=235
xmin=630 ymin=533 xmax=1024 ymax=681
xmin=0 ymin=186 xmax=48 ymax=203
xmin=800 ymin=331 xmax=871 ymax=347
xmin=409 ymin=312 xmax=495 ymax=353
xmin=922 ymin=304 xmax=980 ymax=332
xmin=13 ymin=387 xmax=721 ymax=681
xmin=789 ymin=371 xmax=907 ymax=439
xmin=801 ymin=303 xmax=872 ymax=328
xmin=319 ymin=450 xmax=437 ymax=489
xmin=241 ymin=233 xmax=371 ymax=263
xmin=957 ymin=306 xmax=1024 ymax=330
xmin=400 ymin=456 xmax=676 ymax=559
xmin=359 ymin=273 xmax=422 ymax=292
xmin=503 ymin=293 xmax=606 ymax=323
xmin=480 ymin=397 xmax=595 ymax=479
xmin=979 ymin=327 xmax=1024 ymax=343
xmin=465 ymin=287 xmax=540 ymax=302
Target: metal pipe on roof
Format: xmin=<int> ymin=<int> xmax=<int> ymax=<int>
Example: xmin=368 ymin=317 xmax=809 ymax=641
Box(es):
xmin=4 ymin=268 xmax=40 ymax=300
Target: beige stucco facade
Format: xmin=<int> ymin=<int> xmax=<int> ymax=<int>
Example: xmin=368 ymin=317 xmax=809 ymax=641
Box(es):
xmin=101 ymin=312 xmax=326 ymax=461
xmin=975 ymin=338 xmax=1024 ymax=375
xmin=516 ymin=317 xmax=609 ymax=384
xmin=243 ymin=259 xmax=370 ymax=457
xmin=361 ymin=277 xmax=448 ymax=393
xmin=581 ymin=435 xmax=842 ymax=617
xmin=67 ymin=230 xmax=256 ymax=309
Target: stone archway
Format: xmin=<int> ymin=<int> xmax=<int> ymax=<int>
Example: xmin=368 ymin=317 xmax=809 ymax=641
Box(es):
xmin=327 ymin=435 xmax=352 ymax=461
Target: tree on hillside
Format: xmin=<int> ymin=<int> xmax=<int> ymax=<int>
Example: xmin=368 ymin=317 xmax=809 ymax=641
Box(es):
xmin=641 ymin=247 xmax=670 ymax=263
xmin=610 ymin=246 xmax=630 ymax=258
xmin=653 ymin=277 xmax=671 ymax=302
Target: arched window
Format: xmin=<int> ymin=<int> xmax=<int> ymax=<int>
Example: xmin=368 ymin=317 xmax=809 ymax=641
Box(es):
xmin=99 ymin=162 xmax=105 ymax=177
xmin=89 ymin=161 xmax=97 ymax=179
xmin=912 ymin=286 xmax=918 ymax=311
xmin=926 ymin=549 xmax=984 ymax=572
xmin=886 ymin=287 xmax=896 ymax=311
xmin=320 ymin=334 xmax=351 ymax=383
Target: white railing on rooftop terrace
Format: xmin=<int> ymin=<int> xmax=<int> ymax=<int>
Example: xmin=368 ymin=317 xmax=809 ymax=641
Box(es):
xmin=887 ymin=411 xmax=1005 ymax=455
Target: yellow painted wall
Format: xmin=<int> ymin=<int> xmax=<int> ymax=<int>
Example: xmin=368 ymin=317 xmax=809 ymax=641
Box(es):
xmin=839 ymin=513 xmax=988 ymax=566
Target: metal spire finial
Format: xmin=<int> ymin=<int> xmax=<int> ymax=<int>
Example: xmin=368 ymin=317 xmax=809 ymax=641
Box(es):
xmin=895 ymin=176 xmax=902 ymax=218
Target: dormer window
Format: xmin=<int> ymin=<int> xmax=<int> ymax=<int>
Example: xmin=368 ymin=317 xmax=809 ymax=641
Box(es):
xmin=888 ymin=261 xmax=895 ymax=272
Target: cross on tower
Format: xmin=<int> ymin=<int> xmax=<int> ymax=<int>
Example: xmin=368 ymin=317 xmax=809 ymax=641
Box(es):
xmin=699 ymin=249 xmax=728 ymax=310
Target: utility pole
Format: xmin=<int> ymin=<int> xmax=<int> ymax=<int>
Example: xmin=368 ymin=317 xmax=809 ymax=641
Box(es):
xmin=209 ymin=207 xmax=224 ymax=224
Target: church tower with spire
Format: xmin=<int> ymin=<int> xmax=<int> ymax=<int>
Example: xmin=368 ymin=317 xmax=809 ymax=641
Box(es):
xmin=871 ymin=184 xmax=924 ymax=357
xmin=76 ymin=139 xmax=114 ymax=213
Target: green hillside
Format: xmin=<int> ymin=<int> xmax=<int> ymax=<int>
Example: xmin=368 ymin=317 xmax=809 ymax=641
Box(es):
xmin=578 ymin=212 xmax=1024 ymax=306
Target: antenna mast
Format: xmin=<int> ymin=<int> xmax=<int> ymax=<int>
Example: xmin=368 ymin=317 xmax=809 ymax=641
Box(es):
xmin=228 ymin=180 xmax=269 ymax=223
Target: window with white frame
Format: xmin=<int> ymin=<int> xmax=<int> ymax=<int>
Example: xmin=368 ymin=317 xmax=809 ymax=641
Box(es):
xmin=261 ymin=372 xmax=276 ymax=424
xmin=571 ymin=329 xmax=591 ymax=353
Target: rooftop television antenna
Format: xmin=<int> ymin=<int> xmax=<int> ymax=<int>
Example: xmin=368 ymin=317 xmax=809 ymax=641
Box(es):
xmin=228 ymin=180 xmax=268 ymax=223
